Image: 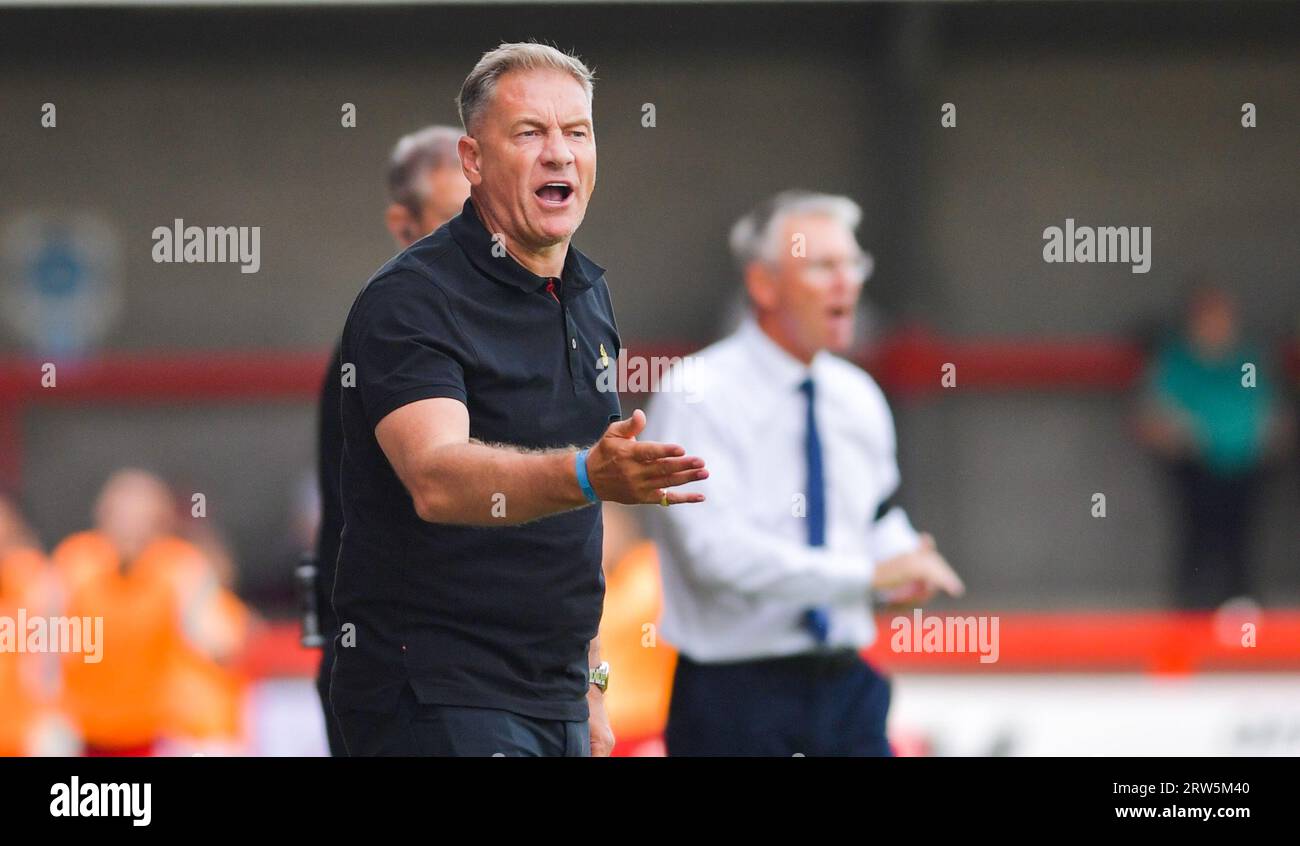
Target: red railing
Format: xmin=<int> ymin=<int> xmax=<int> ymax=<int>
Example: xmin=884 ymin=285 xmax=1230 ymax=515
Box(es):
xmin=240 ymin=610 xmax=1300 ymax=680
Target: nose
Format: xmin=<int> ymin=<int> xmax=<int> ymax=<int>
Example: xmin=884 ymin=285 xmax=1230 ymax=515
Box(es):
xmin=540 ymin=127 xmax=575 ymax=169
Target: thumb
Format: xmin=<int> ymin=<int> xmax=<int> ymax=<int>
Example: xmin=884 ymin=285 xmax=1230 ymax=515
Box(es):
xmin=917 ymin=532 xmax=935 ymax=551
xmin=606 ymin=409 xmax=647 ymax=440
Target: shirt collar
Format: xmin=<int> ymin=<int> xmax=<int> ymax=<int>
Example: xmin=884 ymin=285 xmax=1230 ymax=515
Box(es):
xmin=448 ymin=198 xmax=605 ymax=295
xmin=737 ymin=318 xmax=828 ymax=394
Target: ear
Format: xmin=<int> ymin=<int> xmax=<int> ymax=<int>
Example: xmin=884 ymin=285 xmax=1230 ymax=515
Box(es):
xmin=458 ymin=134 xmax=483 ymax=186
xmin=743 ymin=261 xmax=779 ymax=313
xmin=385 ymin=203 xmax=416 ymax=248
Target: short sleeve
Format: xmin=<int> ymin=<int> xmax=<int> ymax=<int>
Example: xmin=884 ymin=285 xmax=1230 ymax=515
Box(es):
xmin=346 ymin=269 xmax=474 ymax=430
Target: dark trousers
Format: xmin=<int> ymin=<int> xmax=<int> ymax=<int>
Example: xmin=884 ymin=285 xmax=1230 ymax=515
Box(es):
xmin=315 ymin=636 xmax=347 ymax=757
xmin=334 ymin=681 xmax=590 ymax=757
xmin=1172 ymin=461 xmax=1259 ymax=609
xmin=666 ymin=650 xmax=893 ymax=757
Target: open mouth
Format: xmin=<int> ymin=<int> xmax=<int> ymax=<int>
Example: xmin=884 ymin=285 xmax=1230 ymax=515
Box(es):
xmin=827 ymin=305 xmax=852 ymax=319
xmin=535 ymin=182 xmax=574 ymax=205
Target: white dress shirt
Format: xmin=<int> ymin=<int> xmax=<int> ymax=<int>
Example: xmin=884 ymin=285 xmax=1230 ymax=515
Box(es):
xmin=642 ymin=318 xmax=921 ymax=662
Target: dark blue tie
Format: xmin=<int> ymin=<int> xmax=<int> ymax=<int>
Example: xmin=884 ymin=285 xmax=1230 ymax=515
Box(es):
xmin=799 ymin=378 xmax=831 ymax=643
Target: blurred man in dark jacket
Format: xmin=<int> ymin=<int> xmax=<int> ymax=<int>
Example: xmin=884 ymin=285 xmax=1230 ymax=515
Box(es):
xmin=313 ymin=126 xmax=468 ymax=755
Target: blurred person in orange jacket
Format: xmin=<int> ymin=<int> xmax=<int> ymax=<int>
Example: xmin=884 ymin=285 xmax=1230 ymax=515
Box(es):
xmin=167 ymin=516 xmax=258 ymax=755
xmin=53 ymin=469 xmax=252 ymax=755
xmin=596 ymin=502 xmax=677 ymax=756
xmin=0 ymin=493 xmax=75 ymax=755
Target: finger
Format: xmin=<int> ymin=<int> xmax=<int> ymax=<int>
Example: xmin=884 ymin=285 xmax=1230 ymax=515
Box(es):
xmin=658 ymin=490 xmax=705 ymax=506
xmin=629 ymin=441 xmax=688 ymax=461
xmin=647 ymin=467 xmax=710 ymax=489
xmin=918 ymin=532 xmax=935 ymax=550
xmin=605 ymin=409 xmax=647 ymax=440
xmin=641 ymin=455 xmax=706 ymax=476
xmin=929 ymin=560 xmax=965 ymax=596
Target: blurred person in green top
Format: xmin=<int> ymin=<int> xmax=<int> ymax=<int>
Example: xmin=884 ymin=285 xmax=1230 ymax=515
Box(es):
xmin=1138 ymin=286 xmax=1293 ymax=609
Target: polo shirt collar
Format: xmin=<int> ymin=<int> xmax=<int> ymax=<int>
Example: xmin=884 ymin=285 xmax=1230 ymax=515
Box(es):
xmin=449 ymin=198 xmax=604 ymax=295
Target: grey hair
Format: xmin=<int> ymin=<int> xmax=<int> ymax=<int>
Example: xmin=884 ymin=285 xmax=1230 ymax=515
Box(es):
xmin=728 ymin=190 xmax=864 ymax=269
xmin=456 ymin=42 xmax=595 ymax=135
xmin=387 ymin=125 xmax=464 ymax=210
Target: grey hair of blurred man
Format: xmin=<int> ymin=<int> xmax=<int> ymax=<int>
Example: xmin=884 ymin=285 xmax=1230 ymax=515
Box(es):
xmin=385 ymin=125 xmax=471 ymax=247
xmin=728 ymin=190 xmax=871 ymax=273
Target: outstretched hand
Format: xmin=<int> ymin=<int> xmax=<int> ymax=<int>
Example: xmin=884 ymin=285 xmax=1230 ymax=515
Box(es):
xmin=873 ymin=533 xmax=965 ymax=605
xmin=585 ymin=409 xmax=708 ymax=506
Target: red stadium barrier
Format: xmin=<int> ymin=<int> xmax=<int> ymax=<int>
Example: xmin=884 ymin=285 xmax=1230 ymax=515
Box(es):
xmin=866 ymin=328 xmax=1149 ymax=396
xmin=243 ymin=610 xmax=1300 ymax=680
xmin=1 ymin=335 xmax=1296 ymax=490
xmin=862 ymin=609 xmax=1300 ymax=675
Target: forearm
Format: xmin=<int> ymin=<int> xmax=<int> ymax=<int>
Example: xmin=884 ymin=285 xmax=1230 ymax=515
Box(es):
xmin=658 ymin=509 xmax=873 ymax=604
xmin=412 ymin=441 xmax=590 ymax=526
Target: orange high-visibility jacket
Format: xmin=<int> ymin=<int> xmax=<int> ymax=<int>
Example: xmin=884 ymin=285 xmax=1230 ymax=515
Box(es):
xmin=0 ymin=548 xmax=56 ymax=756
xmin=598 ymin=541 xmax=677 ymax=743
xmin=52 ymin=532 xmax=250 ymax=749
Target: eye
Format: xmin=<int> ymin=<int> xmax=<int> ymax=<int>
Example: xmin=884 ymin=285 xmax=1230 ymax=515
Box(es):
xmin=519 ymin=129 xmax=541 ymax=138
xmin=568 ymin=129 xmax=588 ymax=138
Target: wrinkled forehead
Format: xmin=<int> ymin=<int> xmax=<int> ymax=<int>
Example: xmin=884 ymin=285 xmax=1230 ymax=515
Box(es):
xmin=487 ymin=68 xmax=593 ymax=126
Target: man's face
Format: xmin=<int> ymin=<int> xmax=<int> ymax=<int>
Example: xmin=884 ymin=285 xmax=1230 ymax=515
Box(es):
xmin=758 ymin=213 xmax=868 ymax=358
xmin=93 ymin=471 xmax=176 ymax=562
xmin=465 ymin=68 xmax=596 ymax=253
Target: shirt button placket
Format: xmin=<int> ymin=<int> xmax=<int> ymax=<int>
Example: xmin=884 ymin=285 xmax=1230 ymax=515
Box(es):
xmin=565 ymin=311 xmax=583 ymax=394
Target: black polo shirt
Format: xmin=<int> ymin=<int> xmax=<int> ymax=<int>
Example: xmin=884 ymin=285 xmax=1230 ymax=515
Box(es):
xmin=330 ymin=198 xmax=622 ymax=722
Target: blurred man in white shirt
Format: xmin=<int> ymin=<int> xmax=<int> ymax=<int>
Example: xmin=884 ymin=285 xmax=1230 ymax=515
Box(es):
xmin=644 ymin=190 xmax=963 ymax=756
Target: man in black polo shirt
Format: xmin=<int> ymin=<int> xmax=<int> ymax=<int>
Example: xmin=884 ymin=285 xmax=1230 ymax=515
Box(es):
xmin=330 ymin=42 xmax=709 ymax=757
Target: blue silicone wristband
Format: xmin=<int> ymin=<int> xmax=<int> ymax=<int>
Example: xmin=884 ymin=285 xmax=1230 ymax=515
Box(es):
xmin=575 ymin=448 xmax=599 ymax=503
